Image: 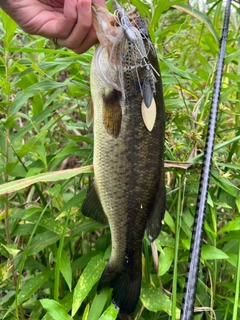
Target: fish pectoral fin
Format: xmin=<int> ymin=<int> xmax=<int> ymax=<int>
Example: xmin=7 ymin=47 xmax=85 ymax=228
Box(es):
xmin=146 ymin=170 xmax=166 ymax=242
xmin=82 ymin=183 xmax=108 ymax=225
xmin=102 ymin=88 xmax=122 ymax=138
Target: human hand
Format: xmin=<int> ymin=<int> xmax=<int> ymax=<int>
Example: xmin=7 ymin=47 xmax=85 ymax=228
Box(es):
xmin=0 ymin=0 xmax=106 ymax=53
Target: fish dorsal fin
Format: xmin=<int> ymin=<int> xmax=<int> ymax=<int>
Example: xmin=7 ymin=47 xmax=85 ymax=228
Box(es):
xmin=141 ymin=97 xmax=156 ymax=132
xmin=82 ymin=183 xmax=108 ymax=225
xmin=102 ymin=88 xmax=122 ymax=138
xmin=86 ymin=98 xmax=94 ymax=126
xmin=146 ymin=170 xmax=166 ymax=242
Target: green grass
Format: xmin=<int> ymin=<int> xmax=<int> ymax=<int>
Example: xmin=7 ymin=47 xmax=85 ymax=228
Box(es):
xmin=0 ymin=1 xmax=240 ymax=319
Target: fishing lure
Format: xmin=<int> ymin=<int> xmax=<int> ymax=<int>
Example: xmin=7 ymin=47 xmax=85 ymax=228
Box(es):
xmin=113 ymin=0 xmax=159 ymax=109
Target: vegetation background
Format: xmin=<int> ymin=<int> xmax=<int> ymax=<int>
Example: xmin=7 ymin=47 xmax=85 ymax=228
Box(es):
xmin=0 ymin=0 xmax=239 ymax=319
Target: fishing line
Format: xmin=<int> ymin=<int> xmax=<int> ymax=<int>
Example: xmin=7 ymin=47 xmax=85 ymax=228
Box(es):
xmin=180 ymin=0 xmax=232 ymax=319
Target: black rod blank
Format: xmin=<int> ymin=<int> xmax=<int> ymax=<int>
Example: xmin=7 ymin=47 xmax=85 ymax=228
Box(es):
xmin=180 ymin=1 xmax=232 ymax=319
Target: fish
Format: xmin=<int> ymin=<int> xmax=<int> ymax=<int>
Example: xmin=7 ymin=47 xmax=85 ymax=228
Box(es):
xmin=82 ymin=2 xmax=166 ymax=317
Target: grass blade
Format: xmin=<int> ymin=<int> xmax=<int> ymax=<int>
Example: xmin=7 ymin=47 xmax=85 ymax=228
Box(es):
xmin=72 ymin=254 xmax=107 ymax=316
xmin=40 ymin=299 xmax=73 ymax=320
xmin=0 ymin=166 xmax=93 ymax=195
xmin=173 ymin=4 xmax=219 ymax=45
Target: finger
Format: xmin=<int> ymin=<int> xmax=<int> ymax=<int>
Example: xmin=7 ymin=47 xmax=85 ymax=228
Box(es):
xmin=71 ymin=27 xmax=98 ymax=54
xmin=55 ymin=0 xmax=78 ymax=38
xmin=57 ymin=0 xmax=92 ymax=50
xmin=58 ymin=0 xmax=107 ymax=53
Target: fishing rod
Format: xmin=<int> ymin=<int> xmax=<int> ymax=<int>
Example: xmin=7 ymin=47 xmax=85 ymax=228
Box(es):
xmin=180 ymin=0 xmax=232 ymax=319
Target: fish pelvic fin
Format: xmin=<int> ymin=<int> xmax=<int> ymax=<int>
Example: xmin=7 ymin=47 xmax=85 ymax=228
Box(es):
xmin=98 ymin=259 xmax=142 ymax=316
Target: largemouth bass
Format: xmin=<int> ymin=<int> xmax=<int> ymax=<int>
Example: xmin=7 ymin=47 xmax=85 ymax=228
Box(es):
xmin=82 ymin=2 xmax=166 ymax=316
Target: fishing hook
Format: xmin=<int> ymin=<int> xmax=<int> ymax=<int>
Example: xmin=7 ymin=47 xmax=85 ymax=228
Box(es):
xmin=180 ymin=0 xmax=232 ymax=319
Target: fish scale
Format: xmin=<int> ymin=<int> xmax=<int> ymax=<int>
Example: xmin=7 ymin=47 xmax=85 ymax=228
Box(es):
xmin=82 ymin=3 xmax=166 ymax=317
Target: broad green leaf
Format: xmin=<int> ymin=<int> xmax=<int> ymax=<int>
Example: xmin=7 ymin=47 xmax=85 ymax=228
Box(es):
xmin=5 ymin=271 xmax=52 ymax=317
xmin=2 ymin=80 xmax=11 ymax=95
xmin=88 ymin=289 xmax=110 ymax=320
xmin=98 ymin=304 xmax=118 ymax=320
xmin=72 ymin=254 xmax=107 ymax=316
xmin=52 ymin=145 xmax=91 ymax=160
xmin=27 ymin=231 xmax=60 ymax=256
xmin=141 ymin=282 xmax=180 ymax=318
xmin=10 ymin=80 xmax=69 ymax=115
xmin=236 ymin=197 xmax=240 ymax=213
xmin=1 ymin=244 xmax=20 ymax=257
xmin=218 ymin=218 xmax=240 ymax=234
xmin=158 ymin=247 xmax=174 ymax=276
xmin=83 ymin=304 xmax=90 ymax=320
xmin=150 ymin=0 xmax=182 ymax=37
xmin=17 ymin=130 xmax=48 ymax=158
xmin=0 ymin=165 xmax=93 ymax=195
xmin=218 ymin=231 xmax=240 ymax=244
xmin=172 ymin=4 xmax=219 ymax=44
xmin=201 ymin=245 xmax=229 ymax=260
xmin=40 ymin=299 xmax=73 ymax=320
xmin=41 ymin=293 xmax=73 ymax=320
xmin=26 ymin=211 xmax=67 ymax=235
xmin=0 ymin=262 xmax=11 ymax=283
xmin=1 ymin=10 xmax=17 ymax=50
xmin=155 ymin=231 xmax=175 ymax=248
xmin=164 ymin=60 xmax=201 ymax=82
xmin=211 ymin=174 xmax=238 ymax=197
xmin=60 ymin=250 xmax=72 ymax=291
xmin=226 ymin=253 xmax=238 ymax=268
xmin=0 ymin=291 xmax=15 ymax=306
xmin=151 ymin=0 xmax=171 ymax=33
xmin=14 ymin=102 xmax=65 ymax=141
xmin=164 ymin=211 xmax=175 ymax=233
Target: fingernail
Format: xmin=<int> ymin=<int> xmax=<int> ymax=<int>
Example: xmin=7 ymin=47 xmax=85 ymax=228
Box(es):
xmin=81 ymin=0 xmax=91 ymax=13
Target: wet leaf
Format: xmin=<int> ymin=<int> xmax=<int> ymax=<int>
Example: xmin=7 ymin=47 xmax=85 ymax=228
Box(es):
xmin=218 ymin=218 xmax=240 ymax=234
xmin=158 ymin=247 xmax=174 ymax=276
xmin=40 ymin=299 xmax=73 ymax=320
xmin=72 ymin=254 xmax=107 ymax=316
xmin=5 ymin=271 xmax=52 ymax=317
xmin=98 ymin=304 xmax=118 ymax=320
xmin=141 ymin=282 xmax=180 ymax=318
xmin=60 ymin=250 xmax=72 ymax=291
xmin=201 ymin=245 xmax=229 ymax=260
xmin=88 ymin=289 xmax=110 ymax=320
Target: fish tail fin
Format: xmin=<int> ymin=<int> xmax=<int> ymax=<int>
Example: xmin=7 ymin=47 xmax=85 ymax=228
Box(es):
xmin=98 ymin=259 xmax=142 ymax=316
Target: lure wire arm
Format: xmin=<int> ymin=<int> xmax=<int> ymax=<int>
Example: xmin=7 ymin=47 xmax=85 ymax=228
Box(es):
xmin=180 ymin=0 xmax=232 ymax=319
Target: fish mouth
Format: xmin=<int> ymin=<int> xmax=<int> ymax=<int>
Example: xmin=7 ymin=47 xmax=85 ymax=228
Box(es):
xmin=91 ymin=3 xmax=140 ymax=54
xmin=91 ymin=4 xmax=119 ymax=48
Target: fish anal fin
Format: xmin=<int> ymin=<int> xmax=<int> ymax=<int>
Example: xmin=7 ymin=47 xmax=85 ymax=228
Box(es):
xmin=146 ymin=170 xmax=166 ymax=242
xmin=82 ymin=184 xmax=108 ymax=225
xmin=102 ymin=88 xmax=122 ymax=138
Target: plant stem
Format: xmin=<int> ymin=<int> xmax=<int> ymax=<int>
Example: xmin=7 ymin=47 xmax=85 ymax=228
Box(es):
xmin=232 ymin=241 xmax=240 ymax=320
xmin=54 ymin=209 xmax=70 ymax=301
xmin=4 ymin=50 xmax=10 ymax=246
xmin=172 ymin=174 xmax=182 ymax=320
